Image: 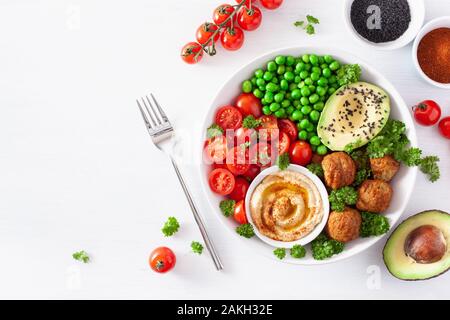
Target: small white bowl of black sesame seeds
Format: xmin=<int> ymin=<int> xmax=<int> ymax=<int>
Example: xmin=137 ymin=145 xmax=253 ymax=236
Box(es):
xmin=343 ymin=0 xmax=425 ymax=50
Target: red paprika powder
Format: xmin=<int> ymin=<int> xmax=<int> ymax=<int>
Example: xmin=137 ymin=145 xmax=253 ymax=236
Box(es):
xmin=417 ymin=27 xmax=450 ymax=84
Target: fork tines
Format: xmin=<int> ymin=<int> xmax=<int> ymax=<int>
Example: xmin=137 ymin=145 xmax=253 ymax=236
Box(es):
xmin=137 ymin=94 xmax=170 ymax=130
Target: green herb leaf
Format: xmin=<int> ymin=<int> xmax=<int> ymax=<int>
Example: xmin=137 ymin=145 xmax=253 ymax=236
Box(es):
xmin=353 ymin=168 xmax=371 ymax=187
xmin=277 ymin=153 xmax=290 ymax=171
xmin=294 ymin=21 xmax=305 ymax=27
xmin=219 ymin=200 xmax=236 ymax=217
xmin=273 ymin=248 xmax=286 ymax=260
xmin=207 ymin=124 xmax=224 ymax=138
xmin=311 ymin=234 xmax=344 ymax=260
xmin=191 ymin=241 xmax=204 ymax=255
xmin=336 ymin=64 xmax=362 ymax=87
xmin=162 ymin=216 xmax=180 ymax=237
xmin=290 ymin=245 xmax=306 ymax=259
xmin=305 ymin=24 xmax=315 ymax=35
xmin=419 ymin=156 xmax=440 ymax=182
xmin=242 ymin=115 xmax=261 ymax=129
xmin=306 ymin=15 xmax=320 ymax=24
xmin=236 ymin=223 xmax=255 ymax=238
xmin=307 ymin=163 xmax=324 ymax=178
xmin=328 ymin=186 xmax=358 ymax=212
xmin=72 ymin=250 xmax=90 ymax=263
xmin=360 ymin=212 xmax=390 ymax=237
xmin=398 ymin=147 xmax=422 ymax=167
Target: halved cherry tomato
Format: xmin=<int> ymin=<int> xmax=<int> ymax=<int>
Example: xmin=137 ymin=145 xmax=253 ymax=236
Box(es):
xmin=180 ymin=42 xmax=203 ymax=64
xmin=278 ymin=119 xmax=298 ymax=142
xmin=439 ymin=117 xmax=450 ymax=139
xmin=229 ymin=177 xmax=250 ymax=201
xmin=257 ymin=115 xmax=279 ymax=143
xmin=227 ymin=146 xmax=250 ymax=175
xmin=242 ymin=164 xmax=260 ymax=181
xmin=220 ymin=27 xmax=245 ymax=51
xmin=213 ymin=4 xmax=235 ymax=27
xmin=289 ymin=141 xmax=313 ymax=166
xmin=250 ymin=143 xmax=275 ymax=168
xmin=233 ymin=200 xmax=248 ymax=224
xmin=215 ymin=106 xmax=243 ymax=130
xmin=277 ymin=131 xmax=291 ymax=155
xmin=212 ymin=162 xmax=228 ymax=170
xmin=149 ymin=247 xmax=176 ymax=273
xmin=204 ymin=136 xmax=228 ymax=164
xmin=235 ymin=127 xmax=258 ymax=146
xmin=413 ymin=100 xmax=441 ymax=126
xmin=260 ymin=0 xmax=283 ymax=10
xmin=237 ymin=6 xmax=262 ymax=31
xmin=196 ymin=22 xmax=220 ymax=45
xmin=235 ymin=93 xmax=262 ymax=118
xmin=208 ymin=168 xmax=235 ymax=195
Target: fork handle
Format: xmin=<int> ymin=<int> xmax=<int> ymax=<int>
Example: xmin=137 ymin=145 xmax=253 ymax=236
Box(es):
xmin=169 ymin=157 xmax=224 ymax=271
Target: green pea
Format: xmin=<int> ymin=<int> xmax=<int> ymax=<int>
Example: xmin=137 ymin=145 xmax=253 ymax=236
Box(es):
xmin=263 ymin=71 xmax=273 ymax=81
xmin=306 ymin=122 xmax=315 ymax=132
xmin=262 ymin=106 xmax=271 ymax=115
xmin=291 ymin=89 xmax=302 ymax=100
xmin=280 ymin=79 xmax=289 ymax=90
xmin=328 ymin=87 xmax=336 ymax=95
xmin=274 ymin=109 xmax=286 ymax=118
xmin=266 ymin=83 xmax=278 ymax=92
xmin=267 ymin=61 xmax=277 ymax=72
xmin=317 ymin=77 xmax=328 ymax=87
xmin=324 ymin=55 xmax=333 ymax=64
xmin=298 ymin=130 xmax=308 ymax=140
xmin=284 ymin=71 xmax=295 ymax=82
xmin=281 ymin=100 xmax=291 ymax=108
xmin=271 ymin=77 xmax=279 ymax=84
xmin=274 ymin=93 xmax=284 ymax=103
xmin=301 ymin=105 xmax=312 ymax=114
xmin=312 ymin=66 xmax=321 ymax=74
xmin=314 ymin=102 xmax=325 ymax=111
xmin=256 ymin=78 xmax=266 ymax=87
xmin=289 ymin=83 xmax=298 ymax=91
xmin=286 ymin=93 xmax=292 ymax=100
xmin=309 ymin=54 xmax=319 ymax=65
xmin=307 ymin=131 xmax=316 ymax=139
xmin=286 ymin=56 xmax=295 ymax=66
xmin=294 ymin=76 xmax=301 ymax=84
xmin=308 ymin=85 xmax=316 ymax=93
xmin=310 ymin=135 xmax=321 ymax=146
xmin=305 ymin=64 xmax=312 ymax=71
xmin=258 ymin=85 xmax=266 ymax=92
xmin=318 ymin=56 xmax=325 ymax=64
xmin=251 ymin=77 xmax=257 ymax=85
xmin=329 ymin=61 xmax=341 ymax=71
xmin=242 ymin=80 xmax=252 ymax=93
xmin=275 ymin=55 xmax=286 ymax=65
xmin=322 ymin=68 xmax=332 ymax=78
xmin=310 ymin=110 xmax=321 ymax=122
xmin=329 ymin=75 xmax=337 ymax=84
xmin=292 ymin=110 xmax=303 ymax=121
xmin=286 ymin=106 xmax=295 ymax=115
xmin=316 ymin=145 xmax=328 ymax=155
xmin=302 ymin=54 xmax=310 ymax=63
xmin=316 ymin=86 xmax=327 ymax=97
xmin=255 ymin=69 xmax=264 ymax=78
xmin=292 ymin=100 xmax=300 ymax=107
xmin=295 ymin=62 xmax=305 ymax=73
xmin=320 ymin=63 xmax=328 ymax=70
xmin=299 ymin=71 xmax=309 ymax=80
xmin=264 ymin=91 xmax=274 ymax=103
xmin=277 ymin=65 xmax=286 ymax=75
xmin=311 ymin=72 xmax=320 ymax=81
xmin=298 ymin=81 xmax=305 ymax=89
xmin=300 ymin=87 xmax=311 ymax=97
xmin=300 ymin=97 xmax=310 ymax=106
xmin=269 ymin=102 xmax=281 ymax=112
xmin=304 ymin=78 xmax=314 ymax=86
xmin=253 ymin=89 xmax=264 ymax=99
xmin=299 ymin=119 xmax=310 ymax=129
xmin=309 ymin=94 xmax=320 ymax=104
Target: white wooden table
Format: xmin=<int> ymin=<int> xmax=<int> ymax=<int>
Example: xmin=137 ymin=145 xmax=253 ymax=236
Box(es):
xmin=0 ymin=0 xmax=448 ymax=299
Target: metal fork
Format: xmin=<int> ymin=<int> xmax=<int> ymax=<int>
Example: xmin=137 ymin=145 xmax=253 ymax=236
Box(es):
xmin=136 ymin=94 xmax=223 ymax=271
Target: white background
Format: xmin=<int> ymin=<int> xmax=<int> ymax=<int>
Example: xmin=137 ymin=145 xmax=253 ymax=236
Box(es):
xmin=0 ymin=0 xmax=449 ymax=299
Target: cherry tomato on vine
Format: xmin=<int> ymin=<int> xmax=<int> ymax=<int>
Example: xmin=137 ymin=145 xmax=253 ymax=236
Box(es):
xmin=215 ymin=105 xmax=243 ymax=130
xmin=149 ymin=247 xmax=176 ymax=273
xmin=237 ymin=6 xmax=262 ymax=31
xmin=233 ymin=200 xmax=248 ymax=224
xmin=235 ymin=0 xmax=258 ymax=6
xmin=412 ymin=100 xmax=442 ymax=126
xmin=221 ymin=27 xmax=245 ymax=51
xmin=260 ymin=0 xmax=283 ymax=10
xmin=438 ymin=117 xmax=450 ymax=139
xmin=196 ymin=22 xmax=220 ymax=45
xmin=180 ymin=42 xmax=203 ymax=64
xmin=208 ymin=168 xmax=236 ymax=195
xmin=213 ymin=4 xmax=235 ymax=27
xmin=235 ymin=93 xmax=262 ymax=117
xmin=229 ymin=177 xmax=250 ymax=201
xmin=289 ymin=141 xmax=312 ymax=166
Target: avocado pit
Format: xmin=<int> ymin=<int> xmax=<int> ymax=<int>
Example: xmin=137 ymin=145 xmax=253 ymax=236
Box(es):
xmin=404 ymin=225 xmax=446 ymax=264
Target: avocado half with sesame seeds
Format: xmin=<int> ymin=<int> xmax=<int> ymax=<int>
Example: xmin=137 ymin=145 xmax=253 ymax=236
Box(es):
xmin=383 ymin=210 xmax=450 ymax=281
xmin=317 ymin=82 xmax=390 ymax=151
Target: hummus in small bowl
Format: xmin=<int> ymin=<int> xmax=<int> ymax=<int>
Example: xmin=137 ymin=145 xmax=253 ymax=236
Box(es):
xmin=245 ymin=165 xmax=330 ymax=247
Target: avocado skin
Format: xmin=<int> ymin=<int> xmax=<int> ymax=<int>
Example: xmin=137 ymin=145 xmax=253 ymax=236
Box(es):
xmin=383 ymin=210 xmax=450 ymax=281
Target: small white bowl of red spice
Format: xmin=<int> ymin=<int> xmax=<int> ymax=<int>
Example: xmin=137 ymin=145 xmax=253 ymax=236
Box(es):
xmin=412 ymin=16 xmax=450 ymax=89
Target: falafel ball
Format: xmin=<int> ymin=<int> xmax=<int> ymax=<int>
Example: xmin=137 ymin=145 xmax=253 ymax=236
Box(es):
xmin=356 ymin=179 xmax=393 ymax=213
xmin=370 ymin=155 xmax=400 ymax=182
xmin=322 ymin=152 xmax=357 ymax=189
xmin=326 ymin=208 xmax=362 ymax=243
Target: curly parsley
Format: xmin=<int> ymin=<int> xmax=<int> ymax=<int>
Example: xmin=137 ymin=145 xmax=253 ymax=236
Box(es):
xmin=307 ymin=163 xmax=324 ymax=178
xmin=191 ymin=241 xmax=204 ymax=255
xmin=162 ymin=217 xmax=180 ymax=237
xmin=311 ymin=234 xmax=345 ymax=260
xmin=419 ymin=156 xmax=440 ymax=183
xmin=336 ymin=64 xmax=361 ymax=87
xmin=277 ymin=153 xmax=290 ymax=171
xmin=360 ymin=212 xmax=390 ymax=237
xmin=206 ymin=124 xmax=223 ymax=138
xmin=72 ymin=250 xmax=90 ymax=263
xmin=328 ymin=186 xmax=358 ymax=212
xmin=353 ymin=168 xmax=371 ymax=187
xmin=294 ymin=14 xmax=320 ymax=35
xmin=219 ymin=200 xmax=235 ymax=218
xmin=273 ymin=248 xmax=286 ymax=260
xmin=236 ymin=223 xmax=255 ymax=238
xmin=290 ymin=245 xmax=306 ymax=259
xmin=242 ymin=115 xmax=261 ymax=129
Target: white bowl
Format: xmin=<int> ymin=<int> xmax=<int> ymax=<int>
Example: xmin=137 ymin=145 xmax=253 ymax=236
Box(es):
xmin=199 ymin=46 xmax=418 ymax=265
xmin=343 ymin=0 xmax=425 ymax=50
xmin=412 ymin=16 xmax=450 ymax=89
xmin=244 ymin=165 xmax=330 ymax=248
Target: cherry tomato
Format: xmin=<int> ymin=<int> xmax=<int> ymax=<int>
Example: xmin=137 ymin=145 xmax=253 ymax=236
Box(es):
xmin=220 ymin=27 xmax=245 ymax=51
xmin=250 ymin=143 xmax=275 ymax=168
xmin=196 ymin=22 xmax=220 ymax=45
xmin=212 ymin=162 xmax=228 ymax=170
xmin=277 ymin=131 xmax=291 ymax=155
xmin=439 ymin=117 xmax=450 ymax=139
xmin=289 ymin=141 xmax=313 ymax=166
xmin=229 ymin=177 xmax=250 ymax=201
xmin=242 ymin=164 xmax=260 ymax=180
xmin=278 ymin=119 xmax=298 ymax=142
xmin=235 ymin=93 xmax=262 ymax=118
xmin=413 ymin=100 xmax=442 ymax=126
xmin=204 ymin=136 xmax=228 ymax=164
xmin=260 ymin=0 xmax=283 ymax=10
xmin=233 ymin=200 xmax=248 ymax=224
xmin=208 ymin=168 xmax=236 ymax=195
xmin=215 ymin=106 xmax=243 ymax=130
xmin=213 ymin=4 xmax=235 ymax=27
xmin=257 ymin=115 xmax=279 ymax=143
xmin=180 ymin=42 xmax=203 ymax=64
xmin=227 ymin=146 xmax=250 ymax=175
xmin=235 ymin=127 xmax=258 ymax=146
xmin=149 ymin=247 xmax=176 ymax=273
xmin=235 ymin=0 xmax=258 ymax=5
xmin=237 ymin=6 xmax=262 ymax=31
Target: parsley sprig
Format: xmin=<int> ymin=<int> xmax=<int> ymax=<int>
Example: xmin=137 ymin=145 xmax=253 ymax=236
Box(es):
xmin=191 ymin=241 xmax=204 ymax=255
xmin=162 ymin=217 xmax=180 ymax=237
xmin=294 ymin=15 xmax=320 ymax=35
xmin=72 ymin=250 xmax=90 ymax=263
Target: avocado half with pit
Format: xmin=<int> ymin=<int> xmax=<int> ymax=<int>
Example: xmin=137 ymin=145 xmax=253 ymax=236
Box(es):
xmin=383 ymin=210 xmax=450 ymax=281
xmin=317 ymin=82 xmax=390 ymax=151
